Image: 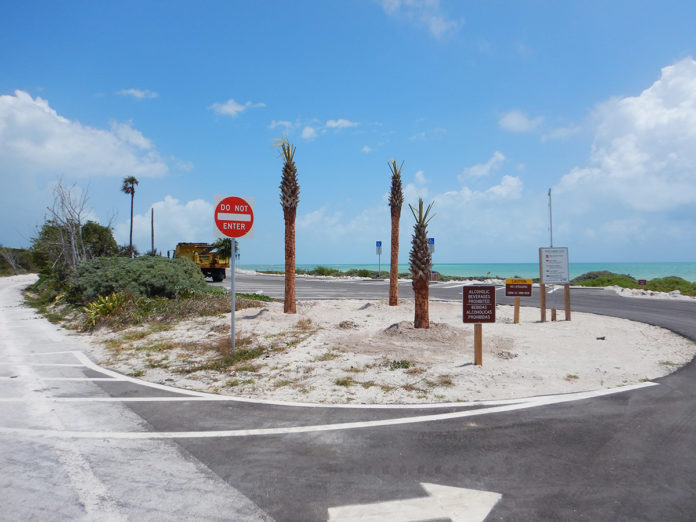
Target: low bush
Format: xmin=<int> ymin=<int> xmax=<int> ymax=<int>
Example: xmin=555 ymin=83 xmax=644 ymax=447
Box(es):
xmin=646 ymin=277 xmax=696 ymax=296
xmin=80 ymin=292 xmax=266 ymax=330
xmin=572 ymin=272 xmax=638 ymax=288
xmin=69 ymin=256 xmax=208 ymax=303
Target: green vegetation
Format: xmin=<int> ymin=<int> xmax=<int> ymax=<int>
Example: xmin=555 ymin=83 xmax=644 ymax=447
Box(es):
xmin=388 ymin=359 xmax=412 ymax=370
xmin=571 ymin=271 xmax=696 ymax=296
xmin=69 ymin=256 xmax=208 ymax=303
xmin=0 ymin=246 xmax=41 ymax=275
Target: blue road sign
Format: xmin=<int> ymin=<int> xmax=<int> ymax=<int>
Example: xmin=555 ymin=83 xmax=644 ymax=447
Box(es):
xmin=376 ymin=241 xmax=382 ymax=247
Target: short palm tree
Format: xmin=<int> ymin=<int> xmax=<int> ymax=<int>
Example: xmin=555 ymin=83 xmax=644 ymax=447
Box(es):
xmin=388 ymin=160 xmax=404 ymax=306
xmin=276 ymin=136 xmax=300 ymax=314
xmin=409 ymin=198 xmax=435 ymax=328
xmin=121 ymin=176 xmax=139 ymax=257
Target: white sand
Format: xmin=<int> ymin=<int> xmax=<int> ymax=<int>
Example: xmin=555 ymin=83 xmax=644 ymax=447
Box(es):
xmin=82 ymin=297 xmax=696 ymax=405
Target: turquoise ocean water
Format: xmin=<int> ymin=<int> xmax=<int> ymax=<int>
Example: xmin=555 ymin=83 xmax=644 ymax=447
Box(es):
xmin=243 ymin=262 xmax=696 ymax=282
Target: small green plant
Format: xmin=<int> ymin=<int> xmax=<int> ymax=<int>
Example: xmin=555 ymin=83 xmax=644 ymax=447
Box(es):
xmin=389 ymin=359 xmax=412 ymax=370
xmin=659 ymin=360 xmax=679 ymax=367
xmin=82 ymin=292 xmax=130 ymax=328
xmin=315 ymin=351 xmax=340 ymax=361
xmin=335 ymin=377 xmax=356 ymax=387
xmin=564 ymin=374 xmax=579 ymax=381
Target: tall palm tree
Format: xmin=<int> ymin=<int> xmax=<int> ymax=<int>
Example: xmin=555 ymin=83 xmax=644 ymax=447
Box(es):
xmin=276 ymin=137 xmax=299 ymax=314
xmin=409 ymin=198 xmax=435 ymax=328
xmin=121 ymin=176 xmax=139 ymax=257
xmin=388 ymin=160 xmax=404 ymax=306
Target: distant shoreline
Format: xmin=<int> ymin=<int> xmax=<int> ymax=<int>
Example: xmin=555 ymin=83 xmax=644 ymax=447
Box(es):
xmin=239 ymin=262 xmax=696 ymax=282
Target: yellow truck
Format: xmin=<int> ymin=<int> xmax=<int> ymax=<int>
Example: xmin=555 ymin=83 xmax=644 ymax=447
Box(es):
xmin=173 ymin=243 xmax=229 ymax=282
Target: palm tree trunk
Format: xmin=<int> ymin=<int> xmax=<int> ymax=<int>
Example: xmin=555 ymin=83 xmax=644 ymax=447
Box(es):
xmin=129 ymin=192 xmax=134 ymax=256
xmin=389 ymin=209 xmax=400 ymax=306
xmin=413 ymin=277 xmax=429 ymax=328
xmin=284 ymin=208 xmax=297 ymax=314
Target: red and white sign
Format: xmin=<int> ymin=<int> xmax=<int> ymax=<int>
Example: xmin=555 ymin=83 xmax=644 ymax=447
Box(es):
xmin=214 ymin=196 xmax=254 ymax=238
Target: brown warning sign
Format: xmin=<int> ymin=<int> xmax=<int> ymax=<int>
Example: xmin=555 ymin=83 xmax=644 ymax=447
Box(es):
xmin=463 ymin=285 xmax=496 ymax=324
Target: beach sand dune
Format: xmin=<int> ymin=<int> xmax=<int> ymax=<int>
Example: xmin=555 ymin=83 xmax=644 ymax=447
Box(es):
xmin=83 ymin=298 xmax=696 ymax=405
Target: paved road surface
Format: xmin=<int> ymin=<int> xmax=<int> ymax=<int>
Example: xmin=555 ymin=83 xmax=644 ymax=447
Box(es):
xmin=3 ymin=273 xmax=696 ymax=520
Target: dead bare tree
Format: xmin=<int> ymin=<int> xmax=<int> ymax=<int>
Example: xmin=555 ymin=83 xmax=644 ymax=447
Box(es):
xmin=44 ymin=180 xmax=90 ymax=271
xmin=0 ymin=246 xmax=20 ymax=274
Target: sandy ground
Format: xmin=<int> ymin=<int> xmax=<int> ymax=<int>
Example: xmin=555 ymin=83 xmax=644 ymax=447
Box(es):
xmin=80 ymin=293 xmax=696 ymax=405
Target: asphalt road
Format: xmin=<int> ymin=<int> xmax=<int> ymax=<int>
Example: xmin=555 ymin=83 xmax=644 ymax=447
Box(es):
xmin=3 ymin=273 xmax=696 ymax=521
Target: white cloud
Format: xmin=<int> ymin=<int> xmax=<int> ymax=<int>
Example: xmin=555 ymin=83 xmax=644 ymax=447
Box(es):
xmin=110 ymin=120 xmax=153 ymax=150
xmin=0 ymin=90 xmax=168 ymax=178
xmin=557 ymin=57 xmax=696 ymax=212
xmin=379 ymin=0 xmax=461 ymax=39
xmin=113 ymin=196 xmax=214 ymax=252
xmin=498 ymin=110 xmax=543 ymax=133
xmin=326 ymin=118 xmax=358 ymax=129
xmin=362 ymin=145 xmax=372 ymax=153
xmin=269 ymin=120 xmax=293 ymax=130
xmin=541 ymin=124 xmax=582 ymax=142
xmin=414 ymin=170 xmax=429 ymax=185
xmin=460 ymin=151 xmax=505 ymax=179
xmin=209 ymin=98 xmax=265 ymax=117
xmin=301 ymin=126 xmax=318 ymax=140
xmin=117 ymin=88 xmax=158 ymax=100
xmin=486 ymin=175 xmax=523 ymax=199
xmin=409 ymin=128 xmax=447 ymax=141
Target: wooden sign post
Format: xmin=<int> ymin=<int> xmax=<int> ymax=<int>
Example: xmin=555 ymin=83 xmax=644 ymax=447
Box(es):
xmin=505 ymin=278 xmax=532 ymax=324
xmin=463 ymin=286 xmax=496 ymax=366
xmin=539 ymin=247 xmax=571 ymax=322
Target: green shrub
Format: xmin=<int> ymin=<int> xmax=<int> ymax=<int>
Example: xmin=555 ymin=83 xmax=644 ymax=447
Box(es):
xmin=69 ymin=256 xmax=208 ymax=303
xmin=572 ymin=273 xmax=638 ymax=288
xmin=646 ymin=277 xmax=696 ymax=296
xmin=311 ymin=265 xmax=342 ymax=276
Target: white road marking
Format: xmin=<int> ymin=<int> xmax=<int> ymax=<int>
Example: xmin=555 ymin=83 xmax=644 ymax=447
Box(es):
xmin=0 ymin=382 xmax=658 ymax=439
xmin=0 ymin=362 xmax=85 ymax=367
xmin=39 ymin=377 xmax=125 ymax=382
xmin=328 ymin=482 xmax=501 ymax=522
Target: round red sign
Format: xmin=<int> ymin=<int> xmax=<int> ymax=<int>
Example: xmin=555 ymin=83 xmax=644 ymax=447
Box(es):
xmin=214 ymin=196 xmax=254 ymax=238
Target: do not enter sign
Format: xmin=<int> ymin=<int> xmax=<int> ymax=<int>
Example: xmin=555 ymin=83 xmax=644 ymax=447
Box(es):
xmin=214 ymin=196 xmax=254 ymax=238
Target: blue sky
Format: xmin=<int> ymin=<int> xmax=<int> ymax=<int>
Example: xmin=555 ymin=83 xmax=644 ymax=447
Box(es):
xmin=2 ymin=1 xmax=695 ymax=263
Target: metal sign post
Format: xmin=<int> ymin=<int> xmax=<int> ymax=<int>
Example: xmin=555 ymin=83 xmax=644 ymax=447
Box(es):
xmin=214 ymin=195 xmax=254 ymax=351
xmin=428 ymin=238 xmax=435 ymax=281
xmin=230 ymin=239 xmax=236 ymax=349
xmin=376 ymin=241 xmax=382 ymax=277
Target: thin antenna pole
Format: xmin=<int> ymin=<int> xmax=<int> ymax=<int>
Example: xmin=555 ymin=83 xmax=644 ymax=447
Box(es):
xmin=548 ymin=188 xmax=553 ymax=248
xmin=151 ymin=208 xmax=155 ymax=254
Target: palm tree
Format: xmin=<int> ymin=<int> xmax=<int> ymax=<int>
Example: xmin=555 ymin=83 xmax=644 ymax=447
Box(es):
xmin=388 ymin=160 xmax=404 ymax=306
xmin=121 ymin=176 xmax=139 ymax=257
xmin=276 ymin=136 xmax=299 ymax=314
xmin=409 ymin=198 xmax=435 ymax=328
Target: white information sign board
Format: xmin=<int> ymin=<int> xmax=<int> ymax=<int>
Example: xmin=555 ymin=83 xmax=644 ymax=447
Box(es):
xmin=539 ymin=247 xmax=569 ymax=284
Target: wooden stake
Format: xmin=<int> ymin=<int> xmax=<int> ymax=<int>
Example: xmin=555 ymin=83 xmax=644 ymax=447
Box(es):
xmin=551 ymin=309 xmax=557 ymax=321
xmin=514 ymin=297 xmax=520 ymax=324
xmin=538 ymin=248 xmax=546 ymax=322
xmin=564 ymin=284 xmax=571 ymax=321
xmin=539 ymin=284 xmax=547 ymax=322
xmin=474 ymin=324 xmax=482 ymax=366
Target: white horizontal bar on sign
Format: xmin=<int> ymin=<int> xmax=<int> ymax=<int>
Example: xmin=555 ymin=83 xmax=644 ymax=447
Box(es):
xmin=217 ymin=213 xmax=252 ymax=222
